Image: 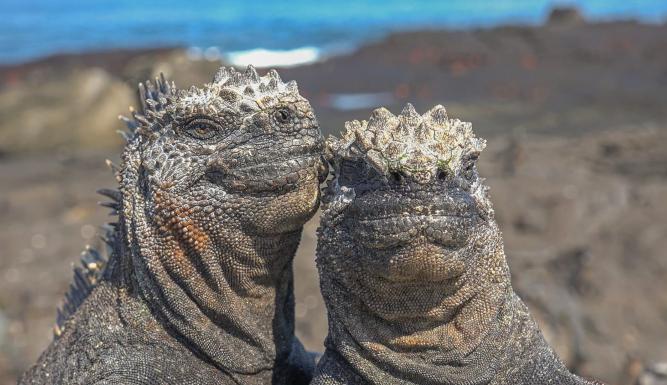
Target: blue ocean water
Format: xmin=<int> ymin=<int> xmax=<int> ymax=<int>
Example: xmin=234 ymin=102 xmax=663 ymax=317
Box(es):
xmin=1 ymin=0 xmax=666 ymax=65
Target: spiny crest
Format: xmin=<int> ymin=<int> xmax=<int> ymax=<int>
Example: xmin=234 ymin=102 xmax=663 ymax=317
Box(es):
xmin=118 ymin=72 xmax=177 ymax=141
xmin=327 ymin=103 xmax=486 ymax=183
xmin=119 ymin=65 xmax=300 ymax=140
xmin=54 ymin=242 xmax=113 ymax=338
xmin=53 ymin=187 xmax=122 ymax=338
xmin=208 ymin=65 xmax=299 ymax=110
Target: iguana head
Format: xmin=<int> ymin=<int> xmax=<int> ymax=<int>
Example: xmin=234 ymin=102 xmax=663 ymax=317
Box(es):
xmin=121 ymin=66 xmax=326 ymax=236
xmin=317 ymin=105 xmax=581 ymax=385
xmin=319 ymin=103 xmax=500 ymax=321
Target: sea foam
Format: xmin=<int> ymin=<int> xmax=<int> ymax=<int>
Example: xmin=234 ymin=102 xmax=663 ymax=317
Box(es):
xmin=224 ymin=47 xmax=321 ymax=68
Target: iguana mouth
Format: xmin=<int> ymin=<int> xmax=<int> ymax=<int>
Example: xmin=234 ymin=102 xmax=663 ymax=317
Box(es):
xmin=350 ymin=188 xmax=479 ymax=221
xmin=350 ymin=218 xmax=472 ymax=283
xmin=207 ymin=143 xmax=327 ymax=194
xmin=356 ymin=212 xmax=476 ymax=223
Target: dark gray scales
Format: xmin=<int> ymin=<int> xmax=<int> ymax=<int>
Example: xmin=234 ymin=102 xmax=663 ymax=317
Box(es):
xmin=313 ymin=104 xmax=604 ymax=385
xmin=20 ymin=66 xmax=327 ymax=385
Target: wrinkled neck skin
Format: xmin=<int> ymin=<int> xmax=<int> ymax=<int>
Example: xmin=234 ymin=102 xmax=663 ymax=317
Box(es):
xmin=318 ymin=221 xmax=510 ymax=385
xmin=318 ymin=220 xmax=588 ymax=385
xmin=110 ymin=148 xmax=314 ymax=383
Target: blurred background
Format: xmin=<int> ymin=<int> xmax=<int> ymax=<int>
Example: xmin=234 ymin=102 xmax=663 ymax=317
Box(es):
xmin=1 ymin=1 xmax=667 ymax=384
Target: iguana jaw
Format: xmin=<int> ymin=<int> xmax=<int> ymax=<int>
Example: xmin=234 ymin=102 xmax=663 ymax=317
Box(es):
xmin=326 ymin=185 xmax=491 ymax=320
xmin=350 ymin=183 xmax=479 ymax=221
xmin=206 ymin=142 xmax=327 ymax=195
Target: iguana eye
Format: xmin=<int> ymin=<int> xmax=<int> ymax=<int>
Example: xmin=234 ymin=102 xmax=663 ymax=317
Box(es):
xmin=274 ymin=108 xmax=292 ymax=125
xmin=183 ymin=117 xmax=222 ymax=140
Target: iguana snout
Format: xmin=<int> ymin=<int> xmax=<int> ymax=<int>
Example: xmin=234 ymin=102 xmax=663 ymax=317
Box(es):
xmin=197 ymin=94 xmax=324 ymax=194
xmin=345 ymin=187 xmax=482 ymax=283
xmin=206 ymin=134 xmax=326 ymax=195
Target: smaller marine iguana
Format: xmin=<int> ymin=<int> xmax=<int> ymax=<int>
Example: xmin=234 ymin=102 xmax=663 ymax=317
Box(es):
xmin=313 ymin=104 xmax=603 ymax=385
xmin=20 ymin=66 xmax=327 ymax=385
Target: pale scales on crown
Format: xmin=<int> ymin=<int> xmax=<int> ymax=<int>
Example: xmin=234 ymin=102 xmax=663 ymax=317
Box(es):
xmin=119 ymin=65 xmax=301 ymax=139
xmin=326 ymin=103 xmax=486 ymax=184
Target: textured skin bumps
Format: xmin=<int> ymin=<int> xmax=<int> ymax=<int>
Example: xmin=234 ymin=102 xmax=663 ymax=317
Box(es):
xmin=313 ymin=104 xmax=603 ymax=385
xmin=19 ymin=66 xmax=327 ymax=385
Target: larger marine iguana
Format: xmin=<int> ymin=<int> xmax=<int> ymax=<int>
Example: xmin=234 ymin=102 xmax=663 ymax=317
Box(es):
xmin=20 ymin=66 xmax=327 ymax=385
xmin=313 ymin=104 xmax=603 ymax=385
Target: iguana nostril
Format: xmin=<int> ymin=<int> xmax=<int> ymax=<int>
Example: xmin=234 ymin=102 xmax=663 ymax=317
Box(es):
xmin=274 ymin=108 xmax=291 ymax=124
xmin=390 ymin=171 xmax=404 ymax=184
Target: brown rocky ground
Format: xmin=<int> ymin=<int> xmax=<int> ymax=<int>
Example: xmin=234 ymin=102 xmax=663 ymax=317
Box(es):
xmin=1 ymin=19 xmax=666 ymax=385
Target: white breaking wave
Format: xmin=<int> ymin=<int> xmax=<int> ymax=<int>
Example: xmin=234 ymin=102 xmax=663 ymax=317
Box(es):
xmin=224 ymin=47 xmax=321 ymax=68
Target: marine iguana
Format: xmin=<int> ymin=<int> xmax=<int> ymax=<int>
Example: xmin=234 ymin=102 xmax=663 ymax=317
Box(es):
xmin=20 ymin=66 xmax=327 ymax=385
xmin=313 ymin=104 xmax=603 ymax=385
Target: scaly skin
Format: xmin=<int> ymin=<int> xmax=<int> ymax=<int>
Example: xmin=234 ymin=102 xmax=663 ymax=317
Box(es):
xmin=313 ymin=104 xmax=603 ymax=385
xmin=19 ymin=66 xmax=327 ymax=385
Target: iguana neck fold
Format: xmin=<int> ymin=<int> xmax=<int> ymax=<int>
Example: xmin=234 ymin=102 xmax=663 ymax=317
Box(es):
xmin=317 ymin=222 xmax=517 ymax=385
xmin=110 ymin=141 xmax=313 ymax=379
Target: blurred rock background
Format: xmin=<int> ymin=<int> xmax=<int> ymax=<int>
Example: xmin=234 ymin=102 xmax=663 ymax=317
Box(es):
xmin=1 ymin=13 xmax=667 ymax=385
